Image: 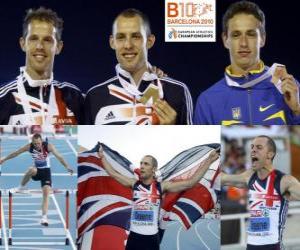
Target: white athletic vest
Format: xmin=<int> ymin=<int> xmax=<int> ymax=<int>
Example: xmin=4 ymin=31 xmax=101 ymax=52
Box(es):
xmin=130 ymin=181 xmax=162 ymax=235
xmin=29 ymin=141 xmax=50 ymax=168
xmin=247 ymin=170 xmax=288 ymax=245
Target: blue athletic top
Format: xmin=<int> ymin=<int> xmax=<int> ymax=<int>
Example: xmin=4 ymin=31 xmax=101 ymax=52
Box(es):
xmin=194 ymin=66 xmax=300 ymax=125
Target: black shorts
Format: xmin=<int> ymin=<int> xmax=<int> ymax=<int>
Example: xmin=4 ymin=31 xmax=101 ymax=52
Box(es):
xmin=125 ymin=231 xmax=159 ymax=250
xmin=31 ymin=167 xmax=52 ymax=187
xmin=247 ymin=243 xmax=281 ymax=250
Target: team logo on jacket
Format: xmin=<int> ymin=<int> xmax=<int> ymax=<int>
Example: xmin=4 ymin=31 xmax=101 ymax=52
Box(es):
xmin=232 ymin=107 xmax=241 ymax=120
xmin=105 ymin=111 xmax=116 ymax=120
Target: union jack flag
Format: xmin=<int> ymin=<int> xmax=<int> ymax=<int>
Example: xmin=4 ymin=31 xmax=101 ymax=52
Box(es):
xmin=77 ymin=142 xmax=220 ymax=249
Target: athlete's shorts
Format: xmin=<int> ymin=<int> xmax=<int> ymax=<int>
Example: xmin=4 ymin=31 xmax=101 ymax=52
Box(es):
xmin=247 ymin=243 xmax=280 ymax=250
xmin=125 ymin=231 xmax=159 ymax=250
xmin=31 ymin=167 xmax=52 ymax=187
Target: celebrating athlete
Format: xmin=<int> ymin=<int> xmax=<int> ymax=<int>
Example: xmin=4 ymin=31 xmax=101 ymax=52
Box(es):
xmin=98 ymin=147 xmax=219 ymax=250
xmin=222 ymin=135 xmax=300 ymax=249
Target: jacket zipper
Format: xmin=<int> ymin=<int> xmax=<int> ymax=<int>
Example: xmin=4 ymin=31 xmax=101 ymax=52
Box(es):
xmin=40 ymin=85 xmax=45 ymax=124
xmin=133 ymin=96 xmax=136 ymax=120
xmin=247 ymin=88 xmax=253 ymax=125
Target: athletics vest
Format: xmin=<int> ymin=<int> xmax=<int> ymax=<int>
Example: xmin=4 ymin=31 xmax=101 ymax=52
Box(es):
xmin=29 ymin=141 xmax=50 ymax=168
xmin=130 ymin=181 xmax=162 ymax=235
xmin=247 ymin=170 xmax=288 ymax=245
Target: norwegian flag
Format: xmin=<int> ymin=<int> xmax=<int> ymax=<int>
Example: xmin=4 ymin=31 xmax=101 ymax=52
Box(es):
xmin=77 ymin=142 xmax=220 ymax=250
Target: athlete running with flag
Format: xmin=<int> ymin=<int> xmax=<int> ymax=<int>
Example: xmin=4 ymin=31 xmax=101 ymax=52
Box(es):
xmin=97 ymin=146 xmax=219 ymax=250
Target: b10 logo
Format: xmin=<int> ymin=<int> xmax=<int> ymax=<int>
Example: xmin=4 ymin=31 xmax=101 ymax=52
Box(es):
xmin=167 ymin=2 xmax=212 ymax=18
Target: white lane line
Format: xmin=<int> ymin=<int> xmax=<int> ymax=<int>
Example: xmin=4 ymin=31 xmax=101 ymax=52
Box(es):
xmin=176 ymin=226 xmax=182 ymax=250
xmin=195 ymin=223 xmax=210 ymax=250
xmin=9 ymin=227 xmax=58 ymax=230
xmin=1 ymin=173 xmax=75 ymax=176
xmin=48 ymin=152 xmax=75 ymax=158
xmin=166 ymin=221 xmax=177 ymax=227
xmin=1 ymin=190 xmax=77 ymax=195
xmin=51 ymin=194 xmax=76 ymax=250
xmin=12 ymin=236 xmax=66 ymax=239
xmin=66 ymin=139 xmax=77 ymax=156
xmin=207 ymin=220 xmax=220 ymax=239
xmin=12 ymin=242 xmax=66 ymax=246
xmin=3 ymin=203 xmax=41 ymax=206
xmin=3 ymin=246 xmax=63 ymax=250
xmin=1 ymin=194 xmax=9 ymax=250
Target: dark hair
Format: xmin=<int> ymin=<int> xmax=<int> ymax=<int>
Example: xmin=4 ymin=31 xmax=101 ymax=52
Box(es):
xmin=144 ymin=155 xmax=158 ymax=169
xmin=23 ymin=7 xmax=63 ymax=41
xmin=257 ymin=135 xmax=276 ymax=161
xmin=32 ymin=133 xmax=42 ymax=140
xmin=112 ymin=8 xmax=151 ymax=36
xmin=222 ymin=1 xmax=265 ymax=36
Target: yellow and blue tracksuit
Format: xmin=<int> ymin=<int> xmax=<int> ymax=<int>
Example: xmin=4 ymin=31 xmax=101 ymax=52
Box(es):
xmin=193 ymin=65 xmax=300 ymax=125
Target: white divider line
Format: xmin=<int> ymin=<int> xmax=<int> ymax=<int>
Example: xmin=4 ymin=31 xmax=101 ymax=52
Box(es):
xmin=2 ymin=173 xmax=73 ymax=176
xmin=12 ymin=242 xmax=66 ymax=246
xmin=176 ymin=226 xmax=182 ymax=250
xmin=9 ymin=227 xmax=55 ymax=230
xmin=0 ymin=195 xmax=9 ymax=250
xmin=12 ymin=237 xmax=66 ymax=240
xmin=0 ymin=246 xmax=57 ymax=250
xmin=50 ymin=194 xmax=76 ymax=250
xmin=48 ymin=152 xmax=75 ymax=158
xmin=195 ymin=223 xmax=210 ymax=250
xmin=207 ymin=220 xmax=220 ymax=239
xmin=0 ymin=189 xmax=77 ymax=195
xmin=66 ymin=139 xmax=77 ymax=156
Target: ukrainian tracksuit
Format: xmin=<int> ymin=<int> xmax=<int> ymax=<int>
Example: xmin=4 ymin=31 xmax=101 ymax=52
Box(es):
xmin=194 ymin=65 xmax=300 ymax=125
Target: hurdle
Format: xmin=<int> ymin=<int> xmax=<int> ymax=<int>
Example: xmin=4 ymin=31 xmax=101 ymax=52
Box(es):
xmin=8 ymin=189 xmax=70 ymax=246
xmin=66 ymin=189 xmax=70 ymax=245
xmin=8 ymin=191 xmax=12 ymax=245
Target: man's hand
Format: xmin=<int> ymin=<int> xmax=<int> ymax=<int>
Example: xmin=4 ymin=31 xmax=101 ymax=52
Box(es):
xmin=97 ymin=146 xmax=104 ymax=159
xmin=150 ymin=66 xmax=168 ymax=78
xmin=96 ymin=145 xmax=136 ymax=188
xmin=207 ymin=148 xmax=220 ymax=163
xmin=67 ymin=167 xmax=74 ymax=175
xmin=0 ymin=158 xmax=4 ymax=165
xmin=153 ymin=99 xmax=177 ymax=124
xmin=281 ymin=74 xmax=300 ymax=115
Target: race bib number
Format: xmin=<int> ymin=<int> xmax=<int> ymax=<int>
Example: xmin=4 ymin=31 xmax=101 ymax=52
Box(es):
xmin=35 ymin=160 xmax=47 ymax=168
xmin=133 ymin=210 xmax=154 ymax=222
xmin=249 ymin=217 xmax=270 ymax=232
